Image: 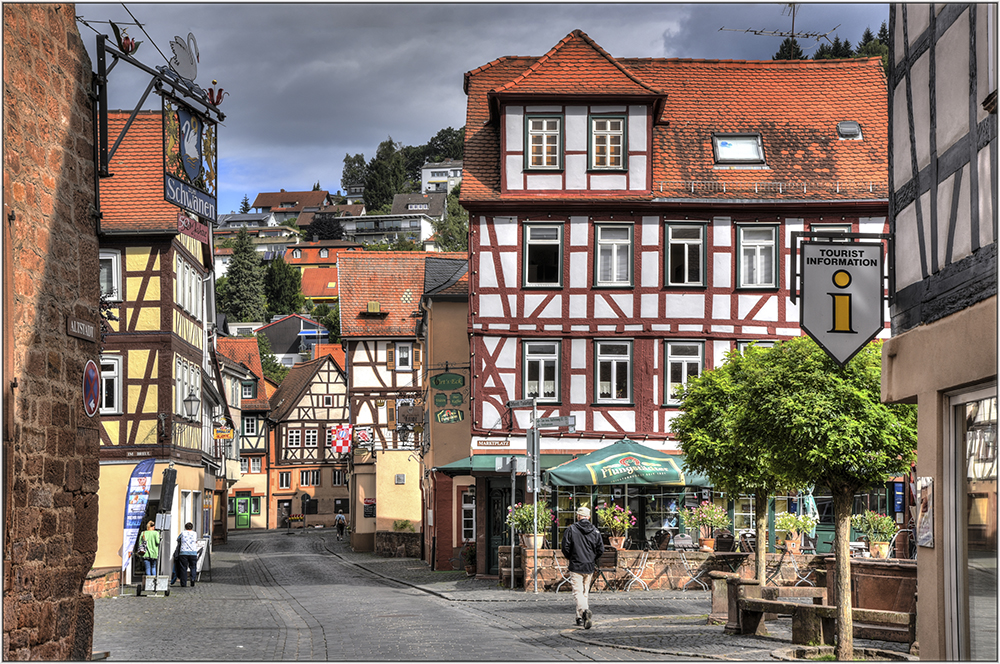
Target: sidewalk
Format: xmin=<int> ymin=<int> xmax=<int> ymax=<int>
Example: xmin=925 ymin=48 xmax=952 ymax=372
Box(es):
xmin=290 ymin=529 xmax=914 ymax=660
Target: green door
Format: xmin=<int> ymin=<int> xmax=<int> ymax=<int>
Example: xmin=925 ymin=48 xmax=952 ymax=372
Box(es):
xmin=486 ymin=478 xmax=522 ymax=575
xmin=235 ymin=497 xmax=251 ymax=529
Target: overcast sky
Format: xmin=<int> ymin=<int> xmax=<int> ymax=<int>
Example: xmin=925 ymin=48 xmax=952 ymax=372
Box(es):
xmin=75 ymin=2 xmax=889 ymax=216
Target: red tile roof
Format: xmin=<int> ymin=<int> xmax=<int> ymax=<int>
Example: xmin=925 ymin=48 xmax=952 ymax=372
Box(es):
xmin=338 ymin=252 xmax=465 ymax=337
xmin=285 ymin=244 xmax=359 ymax=267
xmin=312 ymin=343 xmax=346 ymax=372
xmin=462 ymin=30 xmax=888 ymax=205
xmin=252 ymin=190 xmax=330 ymax=212
xmin=101 ymin=111 xmax=185 ymax=232
xmin=300 ymin=266 xmax=339 ymax=300
xmin=216 ymin=337 xmax=270 ymax=411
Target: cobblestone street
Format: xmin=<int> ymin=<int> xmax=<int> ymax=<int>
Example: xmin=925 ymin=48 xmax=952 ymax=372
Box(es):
xmin=92 ymin=529 xmax=909 ymax=661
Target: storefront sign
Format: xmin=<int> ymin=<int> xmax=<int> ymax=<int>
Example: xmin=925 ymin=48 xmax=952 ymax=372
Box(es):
xmin=213 ymin=427 xmax=234 ymax=440
xmin=121 ymin=459 xmax=155 ymax=572
xmin=162 ymin=95 xmax=218 ymax=222
xmin=478 ymin=438 xmax=510 ymax=447
xmin=363 ymin=498 xmax=376 ymax=519
xmin=434 ymin=408 xmax=464 ymax=424
xmin=430 ymin=372 xmax=464 ymax=390
xmin=800 ymin=242 xmax=884 ymax=366
xmin=177 ymin=211 xmax=209 ymax=244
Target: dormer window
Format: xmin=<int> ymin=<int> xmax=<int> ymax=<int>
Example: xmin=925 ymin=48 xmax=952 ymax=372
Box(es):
xmin=526 ymin=116 xmax=562 ymax=170
xmin=590 ymin=116 xmax=626 ymax=170
xmin=837 ymin=121 xmax=863 ymax=140
xmin=712 ymin=133 xmax=765 ymax=165
xmin=293 ymin=249 xmax=301 ymax=259
xmin=319 ymin=248 xmax=329 ymax=258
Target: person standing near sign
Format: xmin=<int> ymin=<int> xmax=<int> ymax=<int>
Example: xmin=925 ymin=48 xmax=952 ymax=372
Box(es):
xmin=178 ymin=522 xmax=199 ymax=587
xmin=334 ymin=510 xmax=347 ymax=541
xmin=561 ymin=506 xmax=604 ymax=629
xmin=140 ymin=521 xmax=160 ymax=577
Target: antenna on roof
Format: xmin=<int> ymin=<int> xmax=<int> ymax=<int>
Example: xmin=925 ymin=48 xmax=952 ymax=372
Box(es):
xmin=719 ymin=3 xmax=840 ymax=48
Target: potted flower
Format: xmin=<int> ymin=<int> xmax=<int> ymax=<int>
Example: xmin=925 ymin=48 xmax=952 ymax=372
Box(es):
xmin=851 ymin=510 xmax=898 ymax=558
xmin=774 ymin=512 xmax=818 ymax=554
xmin=460 ymin=541 xmax=477 ymax=576
xmin=680 ymin=500 xmax=731 ymax=551
xmin=505 ymin=502 xmax=555 ymax=548
xmin=595 ymin=503 xmax=636 ymax=549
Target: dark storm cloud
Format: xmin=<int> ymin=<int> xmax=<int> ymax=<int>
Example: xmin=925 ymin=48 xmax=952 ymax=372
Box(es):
xmin=75 ymin=3 xmax=887 ymax=215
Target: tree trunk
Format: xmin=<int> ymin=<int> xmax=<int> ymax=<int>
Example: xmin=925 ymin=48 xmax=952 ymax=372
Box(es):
xmin=833 ymin=489 xmax=854 ymax=659
xmin=754 ymin=489 xmax=769 ymax=585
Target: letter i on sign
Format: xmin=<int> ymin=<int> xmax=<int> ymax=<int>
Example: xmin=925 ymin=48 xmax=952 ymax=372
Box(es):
xmin=828 ymin=270 xmax=855 ymax=333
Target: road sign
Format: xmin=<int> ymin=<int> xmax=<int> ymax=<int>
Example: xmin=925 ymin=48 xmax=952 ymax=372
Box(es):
xmin=495 ymin=456 xmax=527 ymax=473
xmin=800 ymin=242 xmax=884 ymax=366
xmin=507 ymin=399 xmax=535 ymax=409
xmin=83 ymin=359 xmax=100 ymax=418
xmin=535 ymin=416 xmax=575 ymax=428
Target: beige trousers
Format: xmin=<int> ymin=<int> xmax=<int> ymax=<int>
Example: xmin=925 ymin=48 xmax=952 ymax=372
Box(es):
xmin=569 ymin=571 xmax=593 ymax=618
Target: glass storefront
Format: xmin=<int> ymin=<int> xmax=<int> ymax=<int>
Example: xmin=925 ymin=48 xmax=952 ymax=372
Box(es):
xmin=953 ymin=392 xmax=997 ymax=660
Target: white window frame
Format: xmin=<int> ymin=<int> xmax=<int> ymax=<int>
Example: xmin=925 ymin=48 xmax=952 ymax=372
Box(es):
xmin=293 ymin=249 xmax=301 ymax=258
xmin=99 ymin=249 xmax=122 ymax=301
xmin=240 ymin=457 xmax=249 ymax=474
xmin=242 ymin=415 xmax=257 ymax=437
xmin=666 ymin=223 xmax=706 ymax=287
xmin=461 ymin=491 xmax=476 ymax=542
xmin=323 ymin=395 xmax=333 ymax=407
xmin=279 ymin=472 xmax=290 ymax=490
xmin=523 ymin=340 xmax=560 ymax=402
xmin=666 ymin=340 xmax=704 ymax=405
xmin=396 ymin=342 xmax=413 ymax=371
xmin=300 ymin=470 xmax=312 ymax=486
xmin=590 ymin=116 xmax=625 ymax=170
xmin=99 ymin=355 xmax=123 ymax=415
xmin=333 ymin=469 xmax=346 ymax=486
xmin=595 ymin=340 xmax=632 ymax=403
xmin=526 ymin=115 xmax=562 ymax=170
xmin=524 ymin=224 xmax=563 ymax=288
xmin=287 ymin=429 xmax=301 ymax=447
xmin=811 ymin=223 xmax=852 ymax=242
xmin=250 ymin=457 xmax=262 ymax=473
xmin=319 ymin=248 xmax=329 ymax=258
xmin=737 ymin=225 xmax=778 ymax=288
xmin=595 ymin=224 xmax=632 ymax=287
xmin=304 ymin=429 xmax=318 ymax=447
xmin=712 ymin=133 xmax=766 ymax=165
xmin=242 ymin=381 xmax=255 ymax=399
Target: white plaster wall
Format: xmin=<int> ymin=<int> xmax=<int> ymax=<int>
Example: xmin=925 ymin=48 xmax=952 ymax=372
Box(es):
xmin=935 ymin=12 xmax=972 ymax=155
xmin=664 ymin=294 xmax=704 ymax=319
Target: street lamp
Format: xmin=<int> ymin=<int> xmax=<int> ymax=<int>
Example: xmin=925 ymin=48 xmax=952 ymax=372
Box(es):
xmin=183 ymin=388 xmax=200 ymax=421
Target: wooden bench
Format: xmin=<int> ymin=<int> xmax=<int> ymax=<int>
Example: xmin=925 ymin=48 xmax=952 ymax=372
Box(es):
xmin=735 ymin=595 xmax=916 ymax=646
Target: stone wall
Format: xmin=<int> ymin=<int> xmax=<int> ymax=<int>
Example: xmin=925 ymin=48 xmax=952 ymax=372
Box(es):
xmin=3 ymin=4 xmax=101 ymax=659
xmin=82 ymin=568 xmax=121 ymax=600
xmin=375 ymin=531 xmax=422 ymax=558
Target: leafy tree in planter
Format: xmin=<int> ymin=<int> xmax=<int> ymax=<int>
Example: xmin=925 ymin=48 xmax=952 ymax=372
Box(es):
xmin=264 ymin=255 xmax=304 ymax=317
xmin=677 ymin=336 xmax=916 ymax=659
xmin=217 ymin=229 xmax=266 ymax=322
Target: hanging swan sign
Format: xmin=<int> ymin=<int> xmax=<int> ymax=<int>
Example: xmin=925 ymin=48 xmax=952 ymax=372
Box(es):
xmin=162 ymin=93 xmax=218 ymax=222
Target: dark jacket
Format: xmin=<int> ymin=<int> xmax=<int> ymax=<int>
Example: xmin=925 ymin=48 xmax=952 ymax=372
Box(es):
xmin=561 ymin=518 xmax=605 ymax=574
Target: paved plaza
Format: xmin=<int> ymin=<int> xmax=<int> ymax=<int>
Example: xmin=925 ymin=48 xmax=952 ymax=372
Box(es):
xmin=92 ymin=529 xmax=910 ymax=661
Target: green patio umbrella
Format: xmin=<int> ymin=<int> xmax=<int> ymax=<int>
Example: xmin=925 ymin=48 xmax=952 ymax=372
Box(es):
xmin=544 ymin=438 xmax=704 ymax=486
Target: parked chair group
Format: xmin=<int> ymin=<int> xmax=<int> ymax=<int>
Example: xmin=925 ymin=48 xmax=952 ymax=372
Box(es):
xmin=714 ymin=529 xmax=736 ymax=552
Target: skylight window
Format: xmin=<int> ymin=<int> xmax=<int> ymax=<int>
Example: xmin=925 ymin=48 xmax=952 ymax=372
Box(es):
xmin=837 ymin=121 xmax=863 ymax=140
xmin=712 ymin=134 xmax=765 ymax=164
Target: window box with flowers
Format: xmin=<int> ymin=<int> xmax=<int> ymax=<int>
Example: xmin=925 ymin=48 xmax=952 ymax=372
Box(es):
xmin=595 ymin=502 xmax=636 ymax=549
xmin=680 ymin=500 xmax=731 ymax=551
xmin=505 ymin=502 xmax=555 ymax=548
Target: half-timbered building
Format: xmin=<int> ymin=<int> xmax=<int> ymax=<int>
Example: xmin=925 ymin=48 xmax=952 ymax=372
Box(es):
xmin=216 ymin=336 xmax=271 ymax=530
xmin=881 ymin=5 xmax=997 ymax=659
xmin=267 ymin=355 xmax=351 ymax=528
xmin=461 ymin=30 xmax=892 ymax=557
xmin=95 ymin=111 xmax=230 ymax=581
xmin=338 ymin=251 xmax=463 ymax=551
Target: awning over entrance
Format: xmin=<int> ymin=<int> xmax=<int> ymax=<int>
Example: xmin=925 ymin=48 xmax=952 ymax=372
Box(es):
xmin=544 ymin=438 xmax=710 ymax=487
xmin=432 ymin=454 xmax=575 ymax=477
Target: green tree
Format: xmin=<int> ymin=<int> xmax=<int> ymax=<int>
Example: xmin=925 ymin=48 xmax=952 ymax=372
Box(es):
xmin=256 ymin=332 xmax=288 ymax=383
xmin=218 ymin=229 xmax=266 ymax=322
xmin=264 ymin=255 xmax=305 ymax=317
xmin=363 ymin=237 xmax=421 ymax=252
xmin=432 ymin=184 xmax=469 ymax=252
xmin=772 ymin=37 xmax=806 ymax=60
xmin=364 ymin=137 xmax=406 ymax=211
xmin=311 ymin=302 xmax=341 ymax=343
xmin=341 ymin=153 xmax=366 ymax=192
xmin=830 ymin=36 xmax=854 ymax=58
xmin=312 ymin=180 xmax=321 ymax=191
xmin=857 ymin=26 xmax=876 ymax=48
xmin=877 ymin=21 xmax=889 ymax=47
xmin=677 ymin=337 xmax=916 ymax=659
xmin=813 ymin=42 xmax=834 ymax=60
xmin=309 ymin=214 xmax=346 ymax=241
xmin=673 ymin=343 xmax=791 ymax=586
xmin=239 ymin=194 xmax=251 ymax=214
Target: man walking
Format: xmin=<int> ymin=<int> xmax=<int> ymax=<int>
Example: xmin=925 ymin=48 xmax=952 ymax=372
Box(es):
xmin=560 ymin=506 xmax=604 ymax=629
xmin=334 ymin=510 xmax=347 ymax=541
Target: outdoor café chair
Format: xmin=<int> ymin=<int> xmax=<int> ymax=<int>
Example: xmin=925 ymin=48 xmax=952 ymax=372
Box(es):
xmin=623 ymin=548 xmax=649 ymax=591
xmin=714 ymin=529 xmax=736 ymax=552
xmin=679 ymin=548 xmax=708 ymax=591
xmin=672 ymin=533 xmax=696 ymax=550
xmin=551 ymin=551 xmax=572 ymax=592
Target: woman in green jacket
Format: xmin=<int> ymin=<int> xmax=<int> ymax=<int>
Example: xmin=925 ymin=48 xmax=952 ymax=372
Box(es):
xmin=140 ymin=520 xmax=160 ymax=576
